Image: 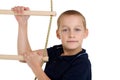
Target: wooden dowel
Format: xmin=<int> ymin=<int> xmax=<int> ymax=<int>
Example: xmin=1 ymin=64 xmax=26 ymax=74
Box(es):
xmin=0 ymin=9 xmax=56 ymax=16
xmin=0 ymin=54 xmax=48 ymax=62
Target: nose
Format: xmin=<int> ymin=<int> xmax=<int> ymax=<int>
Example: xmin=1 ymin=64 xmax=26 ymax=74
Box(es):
xmin=69 ymin=30 xmax=75 ymax=38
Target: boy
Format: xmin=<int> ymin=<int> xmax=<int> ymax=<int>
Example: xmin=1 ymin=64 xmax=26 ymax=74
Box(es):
xmin=12 ymin=6 xmax=91 ymax=80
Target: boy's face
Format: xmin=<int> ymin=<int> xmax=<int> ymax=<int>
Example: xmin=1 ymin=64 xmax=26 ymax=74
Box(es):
xmin=56 ymin=15 xmax=88 ymax=50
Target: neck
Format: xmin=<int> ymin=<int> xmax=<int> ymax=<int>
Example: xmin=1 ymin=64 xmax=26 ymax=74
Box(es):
xmin=62 ymin=47 xmax=82 ymax=56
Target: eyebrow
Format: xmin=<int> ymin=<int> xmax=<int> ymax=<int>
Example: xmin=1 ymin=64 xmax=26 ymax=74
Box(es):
xmin=60 ymin=24 xmax=83 ymax=29
xmin=75 ymin=25 xmax=82 ymax=27
xmin=60 ymin=25 xmax=68 ymax=28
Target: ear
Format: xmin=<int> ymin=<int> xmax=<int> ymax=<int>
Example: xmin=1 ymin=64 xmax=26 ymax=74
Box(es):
xmin=56 ymin=30 xmax=61 ymax=39
xmin=84 ymin=29 xmax=89 ymax=39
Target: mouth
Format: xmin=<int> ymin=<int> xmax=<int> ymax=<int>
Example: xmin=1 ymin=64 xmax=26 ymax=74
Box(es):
xmin=67 ymin=40 xmax=78 ymax=43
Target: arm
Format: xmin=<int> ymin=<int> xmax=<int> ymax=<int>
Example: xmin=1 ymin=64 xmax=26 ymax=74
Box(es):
xmin=18 ymin=20 xmax=32 ymax=55
xmin=12 ymin=6 xmax=50 ymax=80
xmin=12 ymin=6 xmax=31 ymax=56
xmin=23 ymin=51 xmax=50 ymax=80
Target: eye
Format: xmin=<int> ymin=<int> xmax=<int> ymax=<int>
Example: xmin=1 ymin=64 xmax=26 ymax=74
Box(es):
xmin=75 ymin=28 xmax=81 ymax=31
xmin=62 ymin=28 xmax=68 ymax=32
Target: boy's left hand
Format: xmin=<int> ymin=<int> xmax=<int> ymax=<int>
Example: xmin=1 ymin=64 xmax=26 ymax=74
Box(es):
xmin=23 ymin=51 xmax=43 ymax=69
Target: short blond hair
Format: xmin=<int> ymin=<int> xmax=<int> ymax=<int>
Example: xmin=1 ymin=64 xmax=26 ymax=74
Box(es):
xmin=57 ymin=10 xmax=86 ymax=29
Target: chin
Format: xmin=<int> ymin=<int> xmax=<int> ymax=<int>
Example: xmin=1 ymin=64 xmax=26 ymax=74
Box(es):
xmin=68 ymin=47 xmax=78 ymax=50
xmin=65 ymin=45 xmax=80 ymax=50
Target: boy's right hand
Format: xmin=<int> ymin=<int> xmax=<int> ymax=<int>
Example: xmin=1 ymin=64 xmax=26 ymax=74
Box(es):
xmin=12 ymin=6 xmax=30 ymax=25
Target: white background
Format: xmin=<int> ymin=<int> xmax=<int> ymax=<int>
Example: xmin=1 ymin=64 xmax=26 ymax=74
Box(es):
xmin=0 ymin=0 xmax=120 ymax=80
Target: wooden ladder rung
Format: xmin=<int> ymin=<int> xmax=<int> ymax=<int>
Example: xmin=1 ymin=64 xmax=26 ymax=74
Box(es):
xmin=0 ymin=9 xmax=56 ymax=16
xmin=0 ymin=54 xmax=48 ymax=62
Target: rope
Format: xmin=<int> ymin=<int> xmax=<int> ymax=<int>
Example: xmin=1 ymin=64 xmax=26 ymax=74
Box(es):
xmin=34 ymin=0 xmax=53 ymax=79
xmin=43 ymin=0 xmax=53 ymax=58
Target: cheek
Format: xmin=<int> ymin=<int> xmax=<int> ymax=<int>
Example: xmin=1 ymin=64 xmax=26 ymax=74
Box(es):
xmin=76 ymin=34 xmax=85 ymax=40
xmin=59 ymin=34 xmax=67 ymax=41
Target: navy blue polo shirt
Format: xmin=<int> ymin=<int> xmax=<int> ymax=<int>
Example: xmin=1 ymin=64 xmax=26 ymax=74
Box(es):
xmin=45 ymin=44 xmax=91 ymax=80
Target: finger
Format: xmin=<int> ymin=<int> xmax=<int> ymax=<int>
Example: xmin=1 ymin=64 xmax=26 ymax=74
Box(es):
xmin=19 ymin=6 xmax=24 ymax=14
xmin=13 ymin=6 xmax=23 ymax=14
xmin=11 ymin=7 xmax=14 ymax=11
xmin=36 ymin=50 xmax=43 ymax=56
xmin=11 ymin=6 xmax=17 ymax=13
xmin=25 ymin=7 xmax=29 ymax=10
xmin=11 ymin=6 xmax=16 ymax=11
xmin=17 ymin=6 xmax=22 ymax=14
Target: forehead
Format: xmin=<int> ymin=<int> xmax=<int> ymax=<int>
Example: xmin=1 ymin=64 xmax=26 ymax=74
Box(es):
xmin=59 ymin=15 xmax=84 ymax=27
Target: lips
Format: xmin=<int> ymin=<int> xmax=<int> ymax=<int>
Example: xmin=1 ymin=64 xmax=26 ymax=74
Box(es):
xmin=67 ymin=40 xmax=78 ymax=43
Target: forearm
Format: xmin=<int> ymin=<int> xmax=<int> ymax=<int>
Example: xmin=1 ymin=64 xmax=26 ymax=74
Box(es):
xmin=23 ymin=50 xmax=50 ymax=80
xmin=17 ymin=23 xmax=32 ymax=55
xmin=33 ymin=65 xmax=50 ymax=80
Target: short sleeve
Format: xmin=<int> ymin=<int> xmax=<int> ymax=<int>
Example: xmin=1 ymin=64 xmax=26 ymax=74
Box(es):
xmin=47 ymin=44 xmax=63 ymax=60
